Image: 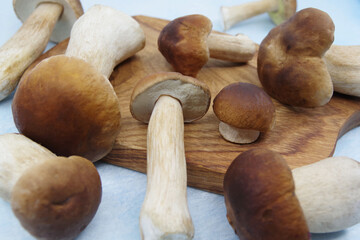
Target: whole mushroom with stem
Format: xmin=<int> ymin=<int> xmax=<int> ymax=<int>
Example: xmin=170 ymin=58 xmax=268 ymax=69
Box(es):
xmin=12 ymin=5 xmax=145 ymax=162
xmin=0 ymin=0 xmax=83 ymax=101
xmin=130 ymin=72 xmax=211 ymax=239
xmin=257 ymin=8 xmax=335 ymax=107
xmin=0 ymin=133 xmax=102 ymax=240
xmin=213 ymin=82 xmax=276 ymax=144
xmin=221 ymin=0 xmax=297 ymax=31
xmin=158 ymin=14 xmax=256 ymax=77
xmin=224 ymin=148 xmax=310 ymax=240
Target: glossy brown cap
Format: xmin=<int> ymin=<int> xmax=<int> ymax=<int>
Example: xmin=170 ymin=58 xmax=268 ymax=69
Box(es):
xmin=11 ymin=156 xmax=102 ymax=240
xmin=223 ymin=148 xmax=310 ymax=240
xmin=213 ymin=82 xmax=275 ymax=131
xmin=12 ymin=55 xmax=121 ymax=162
xmin=158 ymin=14 xmax=212 ymax=77
xmin=130 ymin=72 xmax=211 ymax=123
xmin=258 ymin=8 xmax=334 ymax=107
xmin=268 ymin=0 xmax=297 ymax=25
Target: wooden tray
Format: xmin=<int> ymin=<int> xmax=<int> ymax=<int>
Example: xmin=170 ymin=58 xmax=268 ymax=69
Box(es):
xmin=29 ymin=15 xmax=360 ymax=194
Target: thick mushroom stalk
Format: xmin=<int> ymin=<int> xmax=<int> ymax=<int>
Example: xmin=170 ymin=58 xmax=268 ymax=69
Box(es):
xmin=158 ymin=14 xmax=256 ymax=77
xmin=324 ymin=45 xmax=360 ymax=97
xmin=130 ymin=72 xmax=211 ymax=240
xmin=218 ymin=121 xmax=260 ymax=144
xmin=0 ymin=133 xmax=102 ymax=240
xmin=12 ymin=5 xmax=145 ymax=162
xmin=221 ymin=0 xmax=297 ymax=31
xmin=140 ymin=95 xmax=194 ymax=239
xmin=0 ymin=0 xmax=83 ymax=101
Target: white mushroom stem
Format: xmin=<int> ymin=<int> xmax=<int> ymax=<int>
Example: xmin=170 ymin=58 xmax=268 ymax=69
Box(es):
xmin=65 ymin=4 xmax=145 ymax=78
xmin=0 ymin=2 xmax=63 ymax=101
xmin=140 ymin=95 xmax=194 ymax=240
xmin=219 ymin=121 xmax=260 ymax=144
xmin=0 ymin=134 xmax=56 ymax=202
xmin=207 ymin=33 xmax=257 ymax=62
xmin=324 ymin=45 xmax=360 ymax=97
xmin=221 ymin=0 xmax=278 ymax=30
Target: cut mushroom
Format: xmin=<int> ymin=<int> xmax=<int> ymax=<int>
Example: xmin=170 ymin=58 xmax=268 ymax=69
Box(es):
xmin=0 ymin=133 xmax=101 ymax=240
xmin=0 ymin=0 xmax=83 ymax=101
xmin=221 ymin=0 xmax=297 ymax=31
xmin=12 ymin=5 xmax=145 ymax=162
xmin=158 ymin=14 xmax=256 ymax=77
xmin=324 ymin=45 xmax=360 ymax=97
xmin=130 ymin=72 xmax=211 ymax=239
xmin=257 ymin=8 xmax=334 ymax=107
xmin=213 ymin=82 xmax=276 ymax=144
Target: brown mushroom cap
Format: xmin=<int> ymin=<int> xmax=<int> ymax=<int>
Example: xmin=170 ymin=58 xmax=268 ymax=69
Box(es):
xmin=257 ymin=8 xmax=334 ymax=107
xmin=213 ymin=82 xmax=275 ymax=132
xmin=13 ymin=0 xmax=84 ymax=42
xmin=130 ymin=72 xmax=211 ymax=123
xmin=12 ymin=55 xmax=121 ymax=162
xmin=268 ymin=0 xmax=297 ymax=25
xmin=158 ymin=14 xmax=212 ymax=77
xmin=223 ymin=148 xmax=310 ymax=240
xmin=11 ymin=155 xmax=101 ymax=240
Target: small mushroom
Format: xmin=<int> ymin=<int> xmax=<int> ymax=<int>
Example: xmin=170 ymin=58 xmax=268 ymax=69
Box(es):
xmin=324 ymin=45 xmax=360 ymax=97
xmin=221 ymin=0 xmax=297 ymax=30
xmin=0 ymin=0 xmax=83 ymax=101
xmin=130 ymin=72 xmax=211 ymax=239
xmin=293 ymin=156 xmax=360 ymax=233
xmin=257 ymin=8 xmax=334 ymax=107
xmin=158 ymin=14 xmax=256 ymax=77
xmin=213 ymin=82 xmax=275 ymax=144
xmin=223 ymin=148 xmax=310 ymax=240
xmin=0 ymin=133 xmax=101 ymax=240
xmin=12 ymin=5 xmax=146 ymax=162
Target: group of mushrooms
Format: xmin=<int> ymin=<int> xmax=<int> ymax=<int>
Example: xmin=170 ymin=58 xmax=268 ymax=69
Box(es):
xmin=0 ymin=0 xmax=359 ymax=240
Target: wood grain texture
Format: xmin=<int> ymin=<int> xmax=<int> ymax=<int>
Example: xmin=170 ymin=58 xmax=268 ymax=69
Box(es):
xmin=27 ymin=15 xmax=360 ymax=194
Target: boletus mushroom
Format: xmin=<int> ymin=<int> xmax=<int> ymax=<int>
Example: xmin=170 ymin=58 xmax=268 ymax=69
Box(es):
xmin=0 ymin=133 xmax=101 ymax=240
xmin=221 ymin=0 xmax=297 ymax=30
xmin=223 ymin=148 xmax=310 ymax=240
xmin=213 ymin=82 xmax=276 ymax=144
xmin=12 ymin=5 xmax=145 ymax=162
xmin=130 ymin=72 xmax=211 ymax=239
xmin=0 ymin=0 xmax=83 ymax=101
xmin=324 ymin=45 xmax=360 ymax=97
xmin=158 ymin=14 xmax=256 ymax=77
xmin=257 ymin=8 xmax=335 ymax=107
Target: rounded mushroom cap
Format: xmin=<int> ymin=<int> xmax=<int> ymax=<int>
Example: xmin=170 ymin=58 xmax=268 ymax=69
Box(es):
xmin=12 ymin=55 xmax=121 ymax=162
xmin=158 ymin=14 xmax=212 ymax=77
xmin=130 ymin=72 xmax=211 ymax=123
xmin=223 ymin=148 xmax=310 ymax=240
xmin=13 ymin=0 xmax=83 ymax=42
xmin=213 ymin=82 xmax=275 ymax=132
xmin=257 ymin=8 xmax=334 ymax=107
xmin=268 ymin=0 xmax=297 ymax=25
xmin=11 ymin=155 xmax=102 ymax=240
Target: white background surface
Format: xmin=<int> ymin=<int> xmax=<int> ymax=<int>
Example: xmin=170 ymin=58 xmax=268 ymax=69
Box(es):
xmin=1 ymin=0 xmax=360 ymax=239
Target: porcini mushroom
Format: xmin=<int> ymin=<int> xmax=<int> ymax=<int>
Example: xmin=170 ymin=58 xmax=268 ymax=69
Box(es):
xmin=213 ymin=82 xmax=275 ymax=144
xmin=293 ymin=156 xmax=360 ymax=233
xmin=12 ymin=5 xmax=146 ymax=162
xmin=257 ymin=8 xmax=334 ymax=107
xmin=0 ymin=0 xmax=83 ymax=101
xmin=223 ymin=148 xmax=310 ymax=239
xmin=221 ymin=0 xmax=297 ymax=31
xmin=158 ymin=14 xmax=256 ymax=77
xmin=130 ymin=72 xmax=211 ymax=239
xmin=0 ymin=133 xmax=101 ymax=240
xmin=324 ymin=45 xmax=360 ymax=97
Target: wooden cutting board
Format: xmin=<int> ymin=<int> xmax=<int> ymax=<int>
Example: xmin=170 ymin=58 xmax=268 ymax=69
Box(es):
xmin=28 ymin=15 xmax=360 ymax=194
